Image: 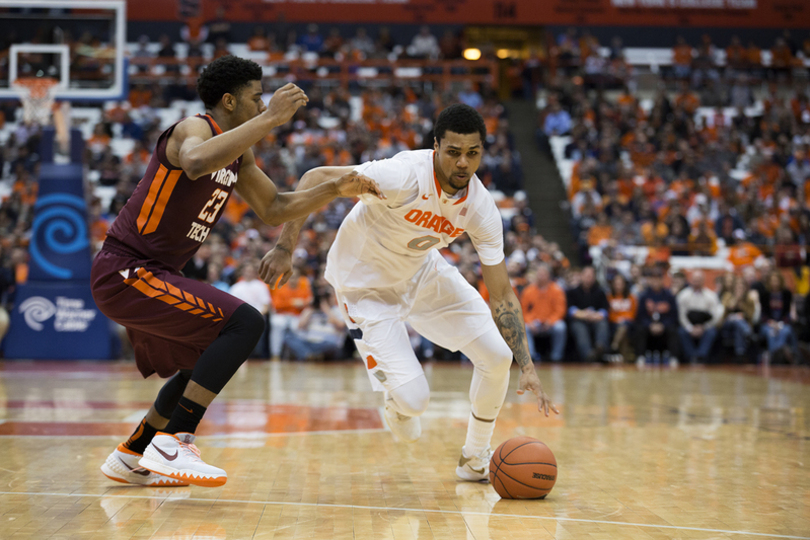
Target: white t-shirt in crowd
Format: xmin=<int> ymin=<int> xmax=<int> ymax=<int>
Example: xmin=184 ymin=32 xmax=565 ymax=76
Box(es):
xmin=229 ymin=278 xmax=272 ymax=315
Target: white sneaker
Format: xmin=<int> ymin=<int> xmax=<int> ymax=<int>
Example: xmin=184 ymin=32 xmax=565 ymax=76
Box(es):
xmin=668 ymin=356 xmax=679 ymax=368
xmin=456 ymin=446 xmax=493 ymax=482
xmin=101 ymin=443 xmax=189 ymax=487
xmin=383 ymin=399 xmax=421 ymax=443
xmin=139 ymin=432 xmax=227 ymax=487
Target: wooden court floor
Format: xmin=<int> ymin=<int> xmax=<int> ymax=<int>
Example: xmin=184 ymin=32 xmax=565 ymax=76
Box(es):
xmin=0 ymin=359 xmax=808 ymax=540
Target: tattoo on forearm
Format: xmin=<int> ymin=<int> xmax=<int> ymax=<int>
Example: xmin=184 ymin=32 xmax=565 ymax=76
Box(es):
xmin=494 ymin=300 xmax=532 ymax=369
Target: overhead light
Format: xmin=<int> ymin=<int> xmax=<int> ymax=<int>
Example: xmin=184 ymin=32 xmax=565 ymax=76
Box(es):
xmin=463 ymin=48 xmax=482 ymax=61
xmin=496 ymin=49 xmax=510 ymax=59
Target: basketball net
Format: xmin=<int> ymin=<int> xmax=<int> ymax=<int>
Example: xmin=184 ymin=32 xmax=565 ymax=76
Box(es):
xmin=12 ymin=77 xmax=59 ymax=126
xmin=13 ymin=77 xmax=70 ymax=154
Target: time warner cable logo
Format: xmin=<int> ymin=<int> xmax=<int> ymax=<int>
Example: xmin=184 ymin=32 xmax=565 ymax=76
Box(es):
xmin=19 ymin=296 xmax=97 ymax=331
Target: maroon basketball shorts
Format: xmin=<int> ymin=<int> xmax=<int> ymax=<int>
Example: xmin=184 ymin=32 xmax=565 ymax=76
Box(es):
xmin=91 ymin=247 xmax=245 ymax=378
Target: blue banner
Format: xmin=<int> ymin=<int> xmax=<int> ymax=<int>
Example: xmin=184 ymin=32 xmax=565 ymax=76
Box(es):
xmin=3 ymin=131 xmax=114 ymax=359
xmin=5 ymin=283 xmax=113 ymax=359
xmin=27 ymin=164 xmax=92 ymax=282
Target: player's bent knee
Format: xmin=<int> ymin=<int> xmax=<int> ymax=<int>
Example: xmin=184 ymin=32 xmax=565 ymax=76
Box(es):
xmin=393 ymin=392 xmax=430 ymax=417
xmin=228 ymin=303 xmax=265 ymax=342
xmin=390 ymin=376 xmax=431 ymax=417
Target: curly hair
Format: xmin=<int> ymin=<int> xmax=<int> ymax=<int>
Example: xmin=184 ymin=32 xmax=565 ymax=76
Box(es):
xmin=434 ymin=103 xmax=486 ymax=144
xmin=196 ymin=56 xmax=263 ymax=109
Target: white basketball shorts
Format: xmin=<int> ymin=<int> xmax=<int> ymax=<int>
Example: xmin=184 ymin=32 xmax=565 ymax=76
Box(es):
xmin=331 ymin=250 xmax=497 ymax=392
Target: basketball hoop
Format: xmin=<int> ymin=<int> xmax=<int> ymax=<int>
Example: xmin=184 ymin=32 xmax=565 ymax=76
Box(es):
xmin=12 ymin=77 xmax=60 ymax=126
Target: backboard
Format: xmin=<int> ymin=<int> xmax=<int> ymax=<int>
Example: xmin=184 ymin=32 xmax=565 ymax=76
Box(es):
xmin=0 ymin=0 xmax=126 ymax=101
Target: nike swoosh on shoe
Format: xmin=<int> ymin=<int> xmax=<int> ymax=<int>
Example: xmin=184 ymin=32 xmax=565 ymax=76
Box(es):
xmin=459 ymin=456 xmax=486 ymax=475
xmin=154 ymin=445 xmax=178 ymax=461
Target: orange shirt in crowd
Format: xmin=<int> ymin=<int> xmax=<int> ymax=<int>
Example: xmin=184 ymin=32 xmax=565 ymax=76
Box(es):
xmin=248 ymin=35 xmax=270 ymax=51
xmin=673 ymin=44 xmax=693 ymax=66
xmin=675 ymin=92 xmax=700 ymax=114
xmin=607 ymin=294 xmax=636 ymax=324
xmin=90 ymin=218 xmax=110 ymax=246
xmin=271 ymin=276 xmax=313 ymax=315
xmin=640 ymin=221 xmax=669 ymax=243
xmin=15 ymin=263 xmax=28 ymax=285
xmin=728 ymin=242 xmax=763 ymax=267
xmin=222 ymin=193 xmax=251 ymax=225
xmin=726 ymin=44 xmax=746 ymax=66
xmin=587 ymin=223 xmax=613 ymax=246
xmin=520 ymin=282 xmax=567 ymax=325
xmin=645 ymin=246 xmax=672 ymax=266
xmin=747 ymin=45 xmax=761 ymax=65
xmin=12 ymin=179 xmax=38 ymax=205
xmin=770 ymin=45 xmax=792 ymax=67
xmin=128 ymin=87 xmax=153 ymax=108
xmin=754 ymin=213 xmax=779 ymax=239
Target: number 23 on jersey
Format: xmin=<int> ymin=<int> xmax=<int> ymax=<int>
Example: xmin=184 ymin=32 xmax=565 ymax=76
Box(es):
xmin=198 ymin=189 xmax=229 ymax=224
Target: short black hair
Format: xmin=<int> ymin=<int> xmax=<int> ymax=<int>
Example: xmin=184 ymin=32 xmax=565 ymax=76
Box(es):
xmin=196 ymin=55 xmax=263 ymax=109
xmin=434 ymin=103 xmax=486 ymax=144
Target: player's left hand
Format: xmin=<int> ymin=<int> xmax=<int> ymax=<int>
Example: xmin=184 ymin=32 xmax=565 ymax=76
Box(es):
xmin=335 ymin=171 xmax=386 ymax=200
xmin=260 ymin=246 xmax=293 ymax=289
xmin=517 ymin=369 xmax=560 ymax=417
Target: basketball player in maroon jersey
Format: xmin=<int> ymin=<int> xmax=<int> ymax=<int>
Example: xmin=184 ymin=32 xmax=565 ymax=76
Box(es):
xmin=92 ymin=56 xmax=383 ymax=487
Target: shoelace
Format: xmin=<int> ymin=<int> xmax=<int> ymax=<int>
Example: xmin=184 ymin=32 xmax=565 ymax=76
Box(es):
xmin=178 ymin=442 xmax=202 ymax=462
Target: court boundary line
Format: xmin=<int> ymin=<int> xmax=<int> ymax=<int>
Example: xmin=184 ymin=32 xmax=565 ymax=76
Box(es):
xmin=1 ymin=490 xmax=807 ymax=539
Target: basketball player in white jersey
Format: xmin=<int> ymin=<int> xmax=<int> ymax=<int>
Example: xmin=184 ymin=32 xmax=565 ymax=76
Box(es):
xmin=262 ymin=104 xmax=558 ymax=480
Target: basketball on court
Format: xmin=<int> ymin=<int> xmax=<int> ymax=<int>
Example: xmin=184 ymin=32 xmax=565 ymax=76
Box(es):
xmin=489 ymin=436 xmax=557 ymax=499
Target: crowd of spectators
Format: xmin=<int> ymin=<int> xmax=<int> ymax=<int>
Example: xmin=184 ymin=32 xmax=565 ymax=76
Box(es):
xmin=3 ymin=26 xmax=810 ymax=366
xmin=533 ymin=28 xmax=810 ymax=365
xmin=124 ymin=20 xmax=467 ymax=87
xmin=1 ymin=44 xmax=565 ymax=361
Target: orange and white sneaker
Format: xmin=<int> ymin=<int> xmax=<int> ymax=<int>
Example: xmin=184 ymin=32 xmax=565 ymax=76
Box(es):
xmin=139 ymin=432 xmax=227 ymax=488
xmin=101 ymin=443 xmax=189 ymax=487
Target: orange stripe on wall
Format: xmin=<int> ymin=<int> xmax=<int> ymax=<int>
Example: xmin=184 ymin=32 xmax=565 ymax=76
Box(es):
xmin=143 ymin=170 xmax=182 ymax=235
xmin=137 ymin=165 xmax=169 ymax=233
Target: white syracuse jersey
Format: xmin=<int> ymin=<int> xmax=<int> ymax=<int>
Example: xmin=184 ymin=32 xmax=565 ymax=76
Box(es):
xmin=325 ymin=149 xmax=504 ymax=290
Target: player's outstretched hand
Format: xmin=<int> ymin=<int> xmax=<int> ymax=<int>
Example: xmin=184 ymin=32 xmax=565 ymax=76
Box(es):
xmin=260 ymin=246 xmax=293 ymax=289
xmin=517 ymin=369 xmax=560 ymax=417
xmin=264 ymin=83 xmax=309 ymax=126
xmin=335 ymin=171 xmax=386 ymax=200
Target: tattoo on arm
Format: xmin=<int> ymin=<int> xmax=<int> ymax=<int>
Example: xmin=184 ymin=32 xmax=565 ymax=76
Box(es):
xmin=493 ymin=300 xmax=532 ymax=369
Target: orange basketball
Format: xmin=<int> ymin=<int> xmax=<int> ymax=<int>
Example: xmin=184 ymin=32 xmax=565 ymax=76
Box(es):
xmin=489 ymin=436 xmax=557 ymax=499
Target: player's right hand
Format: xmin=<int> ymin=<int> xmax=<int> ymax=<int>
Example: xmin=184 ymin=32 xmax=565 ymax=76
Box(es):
xmin=264 ymin=83 xmax=309 ymax=126
xmin=517 ymin=369 xmax=560 ymax=417
xmin=335 ymin=171 xmax=386 ymax=200
xmin=260 ymin=246 xmax=293 ymax=289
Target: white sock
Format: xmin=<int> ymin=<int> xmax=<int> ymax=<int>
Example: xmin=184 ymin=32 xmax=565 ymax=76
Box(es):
xmin=463 ymin=412 xmax=496 ymax=457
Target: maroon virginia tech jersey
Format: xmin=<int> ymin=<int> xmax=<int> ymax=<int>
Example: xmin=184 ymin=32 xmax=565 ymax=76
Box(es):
xmin=107 ymin=114 xmax=242 ymax=271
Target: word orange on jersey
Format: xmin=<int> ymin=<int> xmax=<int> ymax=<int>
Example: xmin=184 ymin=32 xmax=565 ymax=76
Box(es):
xmin=404 ymin=209 xmax=465 ymax=237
